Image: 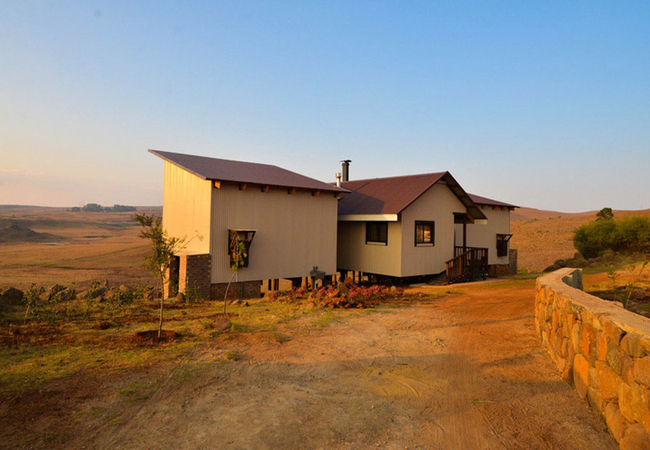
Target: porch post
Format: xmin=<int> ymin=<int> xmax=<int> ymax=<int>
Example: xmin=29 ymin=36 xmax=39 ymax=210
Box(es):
xmin=463 ymin=220 xmax=467 ymax=251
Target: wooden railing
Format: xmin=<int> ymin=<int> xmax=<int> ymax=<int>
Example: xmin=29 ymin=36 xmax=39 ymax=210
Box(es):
xmin=446 ymin=247 xmax=489 ymax=284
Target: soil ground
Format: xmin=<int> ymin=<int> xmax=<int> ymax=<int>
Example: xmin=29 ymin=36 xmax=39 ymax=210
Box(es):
xmin=2 ymin=279 xmax=616 ymax=449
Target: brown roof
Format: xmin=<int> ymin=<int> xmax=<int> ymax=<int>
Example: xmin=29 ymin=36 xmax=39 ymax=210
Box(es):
xmin=338 ymin=172 xmax=487 ymax=221
xmin=468 ymin=193 xmax=518 ymax=209
xmin=149 ymin=150 xmax=348 ymax=193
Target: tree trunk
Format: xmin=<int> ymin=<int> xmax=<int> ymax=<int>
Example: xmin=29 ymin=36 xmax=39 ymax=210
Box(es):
xmin=158 ymin=274 xmax=165 ymax=338
xmin=223 ymin=271 xmax=237 ymax=316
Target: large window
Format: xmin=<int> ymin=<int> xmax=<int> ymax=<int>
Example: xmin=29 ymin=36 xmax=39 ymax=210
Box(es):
xmin=496 ymin=234 xmax=513 ymax=257
xmin=366 ymin=222 xmax=388 ymax=245
xmin=415 ymin=221 xmax=435 ymax=246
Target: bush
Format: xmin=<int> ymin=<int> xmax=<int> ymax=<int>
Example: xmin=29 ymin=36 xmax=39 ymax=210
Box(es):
xmin=574 ymin=216 xmax=650 ymax=258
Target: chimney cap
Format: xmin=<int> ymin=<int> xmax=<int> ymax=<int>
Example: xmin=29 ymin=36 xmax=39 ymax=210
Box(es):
xmin=340 ymin=159 xmax=352 ymax=163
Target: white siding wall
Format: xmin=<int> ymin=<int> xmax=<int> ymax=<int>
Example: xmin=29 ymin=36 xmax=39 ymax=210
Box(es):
xmin=162 ymin=162 xmax=212 ymax=255
xmin=336 ymin=221 xmax=402 ymax=277
xmin=400 ymin=183 xmax=467 ymax=276
xmin=454 ymin=206 xmax=511 ymax=265
xmin=211 ymin=184 xmax=338 ymax=283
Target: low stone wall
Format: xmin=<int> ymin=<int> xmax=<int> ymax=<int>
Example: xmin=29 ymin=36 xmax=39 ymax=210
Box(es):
xmin=536 ymin=268 xmax=650 ymax=448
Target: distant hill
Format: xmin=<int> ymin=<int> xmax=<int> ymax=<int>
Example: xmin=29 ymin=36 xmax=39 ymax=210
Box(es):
xmin=511 ymin=207 xmax=650 ymax=271
xmin=0 ymin=223 xmax=63 ymax=244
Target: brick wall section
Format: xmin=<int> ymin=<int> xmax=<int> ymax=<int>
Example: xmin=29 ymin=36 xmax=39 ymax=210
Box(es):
xmin=178 ymin=254 xmax=211 ymax=301
xmin=509 ymin=249 xmax=518 ymax=275
xmin=536 ymin=268 xmax=650 ymax=448
xmin=211 ymin=281 xmax=261 ymax=301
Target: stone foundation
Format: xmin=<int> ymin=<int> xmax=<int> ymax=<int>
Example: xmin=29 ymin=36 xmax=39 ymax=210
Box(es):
xmin=489 ymin=264 xmax=510 ymax=277
xmin=178 ymin=254 xmax=211 ymax=301
xmin=509 ymin=249 xmax=517 ymax=275
xmin=211 ymin=281 xmax=261 ymax=301
xmin=536 ymin=268 xmax=650 ymax=447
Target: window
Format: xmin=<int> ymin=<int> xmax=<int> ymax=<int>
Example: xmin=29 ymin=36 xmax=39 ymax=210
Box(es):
xmin=496 ymin=234 xmax=513 ymax=257
xmin=228 ymin=229 xmax=256 ymax=268
xmin=415 ymin=221 xmax=435 ymax=246
xmin=366 ymin=222 xmax=388 ymax=245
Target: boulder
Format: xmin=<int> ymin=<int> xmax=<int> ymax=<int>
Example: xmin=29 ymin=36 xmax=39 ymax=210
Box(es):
xmin=213 ymin=318 xmax=232 ymax=333
xmin=1 ymin=287 xmax=24 ymax=306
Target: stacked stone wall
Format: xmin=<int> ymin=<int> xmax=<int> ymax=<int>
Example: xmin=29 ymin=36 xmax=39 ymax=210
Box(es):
xmin=536 ymin=268 xmax=650 ymax=448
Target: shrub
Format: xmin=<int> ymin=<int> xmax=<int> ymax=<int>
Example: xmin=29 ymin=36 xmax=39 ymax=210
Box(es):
xmin=574 ymin=216 xmax=650 ymax=258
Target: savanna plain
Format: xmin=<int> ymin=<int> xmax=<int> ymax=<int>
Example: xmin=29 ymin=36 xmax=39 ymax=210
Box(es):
xmin=3 ymin=205 xmax=650 ymax=448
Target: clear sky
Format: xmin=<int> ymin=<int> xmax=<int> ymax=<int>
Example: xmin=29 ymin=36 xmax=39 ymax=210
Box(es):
xmin=1 ymin=1 xmax=649 ymax=212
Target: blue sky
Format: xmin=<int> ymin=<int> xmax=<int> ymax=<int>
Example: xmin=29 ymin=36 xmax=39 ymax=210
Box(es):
xmin=1 ymin=1 xmax=649 ymax=211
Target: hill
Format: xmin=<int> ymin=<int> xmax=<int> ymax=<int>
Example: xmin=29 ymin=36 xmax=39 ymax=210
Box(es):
xmin=511 ymin=207 xmax=650 ymax=271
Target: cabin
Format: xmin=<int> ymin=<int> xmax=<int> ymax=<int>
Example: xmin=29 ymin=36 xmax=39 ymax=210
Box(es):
xmin=336 ymin=169 xmax=516 ymax=284
xmin=149 ymin=150 xmax=348 ymax=300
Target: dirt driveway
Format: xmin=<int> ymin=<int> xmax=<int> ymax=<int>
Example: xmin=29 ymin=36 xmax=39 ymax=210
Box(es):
xmin=79 ymin=281 xmax=615 ymax=449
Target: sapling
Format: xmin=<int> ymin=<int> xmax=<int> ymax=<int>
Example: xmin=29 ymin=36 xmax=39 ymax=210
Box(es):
xmin=134 ymin=214 xmax=200 ymax=337
xmin=223 ymin=232 xmax=248 ymax=316
xmin=624 ymin=261 xmax=649 ymax=310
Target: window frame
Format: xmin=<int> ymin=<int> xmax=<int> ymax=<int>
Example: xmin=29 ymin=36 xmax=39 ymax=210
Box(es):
xmin=414 ymin=220 xmax=435 ymax=246
xmin=365 ymin=221 xmax=388 ymax=245
xmin=496 ymin=233 xmax=513 ymax=257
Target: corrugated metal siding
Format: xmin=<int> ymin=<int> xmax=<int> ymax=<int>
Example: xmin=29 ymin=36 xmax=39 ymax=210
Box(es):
xmin=336 ymin=221 xmax=402 ymax=277
xmin=211 ymin=184 xmax=338 ymax=283
xmin=400 ymin=183 xmax=466 ymax=277
xmin=162 ymin=162 xmax=212 ymax=255
xmin=455 ymin=207 xmax=511 ymax=265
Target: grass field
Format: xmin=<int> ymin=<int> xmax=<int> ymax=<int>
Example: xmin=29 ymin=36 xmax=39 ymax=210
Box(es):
xmin=0 ymin=206 xmax=159 ymax=290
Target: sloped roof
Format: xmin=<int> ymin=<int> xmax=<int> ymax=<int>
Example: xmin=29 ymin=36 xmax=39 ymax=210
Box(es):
xmin=149 ymin=149 xmax=348 ymax=193
xmin=338 ymin=172 xmax=487 ymax=221
xmin=468 ymin=193 xmax=518 ymax=209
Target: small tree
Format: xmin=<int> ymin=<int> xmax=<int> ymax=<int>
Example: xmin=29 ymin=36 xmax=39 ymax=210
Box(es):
xmin=597 ymin=207 xmax=614 ymax=221
xmin=134 ymin=214 xmax=191 ymax=337
xmin=223 ymin=232 xmax=248 ymax=316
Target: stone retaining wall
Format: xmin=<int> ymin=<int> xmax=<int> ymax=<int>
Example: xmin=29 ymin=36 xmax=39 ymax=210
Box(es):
xmin=536 ymin=268 xmax=650 ymax=448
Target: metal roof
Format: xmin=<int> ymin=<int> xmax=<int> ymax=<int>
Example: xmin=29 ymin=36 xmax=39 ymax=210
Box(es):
xmin=468 ymin=193 xmax=518 ymax=209
xmin=149 ymin=149 xmax=349 ymax=193
xmin=338 ymin=172 xmax=487 ymax=221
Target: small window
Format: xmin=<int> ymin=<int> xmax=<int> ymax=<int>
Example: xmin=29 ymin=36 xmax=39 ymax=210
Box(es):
xmin=366 ymin=222 xmax=388 ymax=245
xmin=415 ymin=221 xmax=435 ymax=246
xmin=228 ymin=229 xmax=255 ymax=268
xmin=496 ymin=234 xmax=512 ymax=257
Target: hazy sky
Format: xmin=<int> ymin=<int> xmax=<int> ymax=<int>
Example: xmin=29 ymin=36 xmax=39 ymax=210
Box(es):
xmin=1 ymin=2 xmax=649 ymax=211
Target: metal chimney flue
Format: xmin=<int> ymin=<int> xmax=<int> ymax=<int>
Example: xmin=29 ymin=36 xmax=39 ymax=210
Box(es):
xmin=341 ymin=160 xmax=351 ymax=182
xmin=335 ymin=172 xmax=342 ymax=187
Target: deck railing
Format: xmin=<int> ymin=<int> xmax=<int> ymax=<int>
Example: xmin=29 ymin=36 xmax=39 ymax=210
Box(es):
xmin=446 ymin=247 xmax=489 ymax=284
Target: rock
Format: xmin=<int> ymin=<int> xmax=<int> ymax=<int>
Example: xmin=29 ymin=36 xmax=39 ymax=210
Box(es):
xmin=635 ymin=357 xmax=650 ymax=388
xmin=213 ymin=318 xmax=231 ymax=333
xmin=622 ymin=424 xmax=650 ymax=450
xmin=580 ymin=324 xmax=595 ymax=359
xmin=176 ymin=292 xmax=186 ymax=303
xmin=337 ymin=282 xmax=349 ymax=295
xmin=573 ymin=354 xmax=590 ymax=399
xmin=631 ymin=289 xmax=647 ymax=301
xmin=574 ymin=252 xmax=585 ymax=261
xmin=390 ymin=286 xmax=398 ymax=294
xmin=622 ymin=333 xmax=647 ymax=358
xmin=605 ymin=403 xmax=629 ymax=443
xmin=620 ymin=382 xmax=635 ymax=422
xmin=597 ymin=360 xmax=622 ymax=401
xmin=46 ymin=284 xmax=69 ymax=302
xmin=0 ymin=287 xmax=24 ymax=307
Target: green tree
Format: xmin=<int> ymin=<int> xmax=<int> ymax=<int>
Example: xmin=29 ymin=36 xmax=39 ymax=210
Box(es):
xmin=134 ymin=214 xmax=194 ymax=337
xmin=596 ymin=207 xmax=614 ymax=221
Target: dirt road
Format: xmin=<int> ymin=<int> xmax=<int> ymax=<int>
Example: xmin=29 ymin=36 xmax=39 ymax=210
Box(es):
xmin=84 ymin=282 xmax=615 ymax=449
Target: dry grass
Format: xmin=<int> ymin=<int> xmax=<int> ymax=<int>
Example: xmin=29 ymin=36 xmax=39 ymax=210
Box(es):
xmin=511 ymin=207 xmax=650 ymax=271
xmin=0 ymin=206 xmax=158 ymax=290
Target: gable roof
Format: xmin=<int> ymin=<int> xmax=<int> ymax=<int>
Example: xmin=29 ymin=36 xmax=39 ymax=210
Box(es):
xmin=468 ymin=193 xmax=518 ymax=209
xmin=149 ymin=149 xmax=348 ymax=193
xmin=338 ymin=172 xmax=487 ymax=221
